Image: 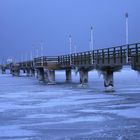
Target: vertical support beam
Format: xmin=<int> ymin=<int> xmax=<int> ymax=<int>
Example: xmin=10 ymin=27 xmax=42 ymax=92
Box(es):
xmin=103 ymin=70 xmax=114 ymax=92
xmin=10 ymin=69 xmax=12 ymax=74
xmin=11 ymin=69 xmax=14 ymax=75
xmin=120 ymin=46 xmax=123 ymax=64
xmin=66 ymin=69 xmax=72 ymax=82
xmin=136 ymin=44 xmax=138 ymax=63
xmin=92 ymin=50 xmax=95 ymax=66
xmin=12 ymin=69 xmax=20 ymax=76
xmin=26 ymin=69 xmax=30 ymax=77
xmin=102 ymin=49 xmax=104 ymax=64
xmin=71 ymin=54 xmax=73 ymax=65
xmin=79 ymin=69 xmax=88 ymax=86
xmin=80 ymin=53 xmax=83 ymax=65
xmin=73 ymin=53 xmax=76 ymax=65
xmin=88 ymin=52 xmax=90 ymax=65
xmin=17 ymin=69 xmax=20 ymax=76
xmin=23 ymin=69 xmax=26 ymax=73
xmin=68 ymin=55 xmax=70 ymax=66
xmin=84 ymin=52 xmax=86 ymax=65
xmin=63 ymin=56 xmax=65 ymax=66
xmin=77 ymin=54 xmax=80 ymax=65
xmin=44 ymin=69 xmax=56 ymax=84
xmin=113 ymin=48 xmax=116 ymax=64
xmin=97 ymin=50 xmax=99 ymax=64
xmin=35 ymin=69 xmax=39 ymax=78
xmin=38 ymin=68 xmax=44 ymax=81
xmin=44 ymin=68 xmax=49 ymax=83
xmin=2 ymin=68 xmax=6 ymax=74
xmin=30 ymin=69 xmax=35 ymax=77
xmin=108 ymin=48 xmax=110 ymax=64
xmin=48 ymin=70 xmax=56 ymax=85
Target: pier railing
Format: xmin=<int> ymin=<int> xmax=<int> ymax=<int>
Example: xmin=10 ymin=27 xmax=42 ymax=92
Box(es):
xmin=18 ymin=61 xmax=34 ymax=68
xmin=58 ymin=43 xmax=140 ymax=67
xmin=3 ymin=43 xmax=140 ymax=70
xmin=34 ymin=56 xmax=59 ymax=68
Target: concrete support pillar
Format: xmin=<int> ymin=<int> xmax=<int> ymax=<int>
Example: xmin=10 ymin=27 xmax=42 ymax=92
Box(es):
xmin=79 ymin=69 xmax=88 ymax=85
xmin=66 ymin=69 xmax=72 ymax=82
xmin=12 ymin=69 xmax=20 ymax=76
xmin=48 ymin=70 xmax=56 ymax=85
xmin=38 ymin=68 xmax=45 ymax=81
xmin=10 ymin=69 xmax=12 ymax=74
xmin=44 ymin=69 xmax=56 ymax=84
xmin=23 ymin=69 xmax=26 ymax=73
xmin=35 ymin=69 xmax=39 ymax=78
xmin=26 ymin=69 xmax=35 ymax=77
xmin=103 ymin=70 xmax=114 ymax=92
xmin=26 ymin=69 xmax=30 ymax=77
xmin=30 ymin=69 xmax=35 ymax=77
xmin=2 ymin=69 xmax=6 ymax=74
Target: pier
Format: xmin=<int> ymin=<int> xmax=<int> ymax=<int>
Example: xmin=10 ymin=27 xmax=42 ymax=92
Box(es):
xmin=1 ymin=43 xmax=140 ymax=91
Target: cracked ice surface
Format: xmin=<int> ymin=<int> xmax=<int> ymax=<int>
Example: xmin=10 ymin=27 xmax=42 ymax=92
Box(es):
xmin=0 ymin=67 xmax=140 ymax=140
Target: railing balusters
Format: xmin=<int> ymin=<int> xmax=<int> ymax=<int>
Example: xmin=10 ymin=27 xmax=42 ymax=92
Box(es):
xmin=102 ymin=49 xmax=104 ymax=64
xmin=113 ymin=48 xmax=116 ymax=64
xmin=92 ymin=51 xmax=94 ymax=64
xmin=120 ymin=46 xmax=123 ymax=64
xmin=88 ymin=52 xmax=90 ymax=65
xmin=108 ymin=48 xmax=110 ymax=64
xmin=84 ymin=52 xmax=86 ymax=65
xmin=136 ymin=44 xmax=138 ymax=63
xmin=97 ymin=50 xmax=99 ymax=64
xmin=80 ymin=53 xmax=82 ymax=65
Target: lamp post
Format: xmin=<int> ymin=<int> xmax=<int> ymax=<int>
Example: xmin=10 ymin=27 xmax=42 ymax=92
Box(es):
xmin=30 ymin=51 xmax=33 ymax=60
xmin=36 ymin=47 xmax=39 ymax=57
xmin=90 ymin=26 xmax=94 ymax=64
xmin=90 ymin=26 xmax=94 ymax=50
xmin=74 ymin=44 xmax=77 ymax=53
xmin=40 ymin=41 xmax=43 ymax=57
xmin=69 ymin=35 xmax=72 ymax=65
xmin=125 ymin=12 xmax=129 ymax=63
xmin=125 ymin=12 xmax=129 ymax=44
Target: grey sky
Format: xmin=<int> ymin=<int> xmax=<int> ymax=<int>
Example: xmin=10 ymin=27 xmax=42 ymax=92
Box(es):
xmin=0 ymin=0 xmax=140 ymax=61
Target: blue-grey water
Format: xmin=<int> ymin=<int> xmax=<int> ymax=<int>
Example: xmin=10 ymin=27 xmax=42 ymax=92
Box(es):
xmin=0 ymin=66 xmax=140 ymax=140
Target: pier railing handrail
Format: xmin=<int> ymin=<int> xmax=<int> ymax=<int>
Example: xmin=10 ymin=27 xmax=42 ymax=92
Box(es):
xmin=4 ymin=43 xmax=140 ymax=69
xmin=59 ymin=43 xmax=140 ymax=57
xmin=58 ymin=43 xmax=140 ymax=66
xmin=33 ymin=56 xmax=59 ymax=67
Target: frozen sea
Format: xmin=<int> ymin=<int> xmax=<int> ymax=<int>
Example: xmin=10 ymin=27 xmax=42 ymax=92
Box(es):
xmin=0 ymin=66 xmax=140 ymax=140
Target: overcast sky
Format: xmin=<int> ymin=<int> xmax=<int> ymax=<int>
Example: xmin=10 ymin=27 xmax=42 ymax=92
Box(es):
xmin=0 ymin=0 xmax=140 ymax=61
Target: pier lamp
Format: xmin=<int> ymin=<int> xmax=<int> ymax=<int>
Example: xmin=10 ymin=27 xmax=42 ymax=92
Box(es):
xmin=90 ymin=26 xmax=94 ymax=65
xmin=125 ymin=12 xmax=129 ymax=45
xmin=69 ymin=35 xmax=72 ymax=65
xmin=125 ymin=12 xmax=129 ymax=63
